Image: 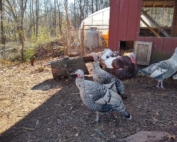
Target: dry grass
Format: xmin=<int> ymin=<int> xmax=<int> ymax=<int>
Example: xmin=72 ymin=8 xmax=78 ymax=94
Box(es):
xmin=0 ymin=59 xmax=60 ymax=134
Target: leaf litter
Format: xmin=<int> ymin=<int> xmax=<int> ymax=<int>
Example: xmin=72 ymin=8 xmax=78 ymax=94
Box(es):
xmin=0 ymin=59 xmax=177 ymax=142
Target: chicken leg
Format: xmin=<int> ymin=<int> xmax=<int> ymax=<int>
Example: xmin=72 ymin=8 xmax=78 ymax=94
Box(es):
xmin=160 ymin=81 xmax=164 ymax=89
xmin=156 ymin=81 xmax=164 ymax=89
xmin=95 ymin=111 xmax=100 ymax=123
xmin=156 ymin=81 xmax=160 ymax=88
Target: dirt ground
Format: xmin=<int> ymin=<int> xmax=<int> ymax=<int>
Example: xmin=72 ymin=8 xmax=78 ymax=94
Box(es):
xmin=0 ymin=58 xmax=177 ymax=142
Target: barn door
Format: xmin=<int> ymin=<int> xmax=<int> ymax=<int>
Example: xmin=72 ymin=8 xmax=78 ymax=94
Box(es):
xmin=134 ymin=41 xmax=152 ymax=65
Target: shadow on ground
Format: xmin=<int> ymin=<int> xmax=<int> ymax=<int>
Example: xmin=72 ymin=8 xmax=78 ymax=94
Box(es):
xmin=31 ymin=79 xmax=60 ymax=91
xmin=1 ymin=76 xmax=177 ymax=142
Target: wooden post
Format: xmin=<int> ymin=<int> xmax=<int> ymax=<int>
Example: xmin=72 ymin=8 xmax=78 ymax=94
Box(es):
xmin=51 ymin=42 xmax=54 ymax=57
xmin=80 ymin=22 xmax=85 ymax=56
xmin=171 ymin=1 xmax=177 ymax=36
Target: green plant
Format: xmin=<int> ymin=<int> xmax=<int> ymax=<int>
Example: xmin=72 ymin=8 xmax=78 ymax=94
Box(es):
xmin=58 ymin=47 xmax=64 ymax=54
xmin=24 ymin=48 xmax=35 ymax=61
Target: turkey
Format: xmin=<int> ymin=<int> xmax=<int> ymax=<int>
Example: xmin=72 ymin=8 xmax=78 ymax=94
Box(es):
xmin=139 ymin=47 xmax=177 ymax=88
xmin=91 ymin=53 xmax=127 ymax=99
xmin=100 ymin=48 xmax=139 ymax=80
xmin=173 ymin=73 xmax=177 ymax=80
xmin=75 ymin=69 xmax=132 ymax=122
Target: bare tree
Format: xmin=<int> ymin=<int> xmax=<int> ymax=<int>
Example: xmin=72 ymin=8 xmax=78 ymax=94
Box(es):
xmin=51 ymin=0 xmax=57 ymax=36
xmin=6 ymin=0 xmax=27 ymax=61
xmin=0 ymin=0 xmax=110 ymax=60
xmin=0 ymin=0 xmax=5 ymax=44
xmin=26 ymin=0 xmax=34 ymax=38
xmin=35 ymin=0 xmax=39 ymax=37
xmin=69 ymin=0 xmax=110 ymax=28
xmin=95 ymin=0 xmax=98 ymax=11
xmin=56 ymin=0 xmax=63 ymax=34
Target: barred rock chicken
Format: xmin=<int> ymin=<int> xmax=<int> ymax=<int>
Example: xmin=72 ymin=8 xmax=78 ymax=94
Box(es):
xmin=139 ymin=47 xmax=177 ymax=89
xmin=75 ymin=69 xmax=132 ymax=122
xmin=91 ymin=53 xmax=127 ymax=99
xmin=100 ymin=49 xmax=139 ymax=80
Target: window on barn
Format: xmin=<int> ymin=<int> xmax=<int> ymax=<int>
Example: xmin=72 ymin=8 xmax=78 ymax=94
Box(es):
xmin=139 ymin=0 xmax=177 ymax=37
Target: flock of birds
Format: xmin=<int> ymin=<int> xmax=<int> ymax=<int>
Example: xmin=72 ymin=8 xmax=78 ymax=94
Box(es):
xmin=74 ymin=47 xmax=177 ymax=122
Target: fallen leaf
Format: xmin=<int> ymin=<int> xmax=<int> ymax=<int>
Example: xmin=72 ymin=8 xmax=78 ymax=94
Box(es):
xmin=21 ymin=127 xmax=35 ymax=131
xmin=152 ymin=115 xmax=158 ymax=123
xmin=74 ymin=126 xmax=79 ymax=132
xmin=155 ymin=111 xmax=159 ymax=116
xmin=165 ymin=132 xmax=176 ymax=140
xmin=95 ymin=128 xmax=104 ymax=137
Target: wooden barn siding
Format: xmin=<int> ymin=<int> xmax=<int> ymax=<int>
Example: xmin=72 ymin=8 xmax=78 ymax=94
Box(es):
xmin=109 ymin=0 xmax=141 ymax=49
xmin=117 ymin=0 xmax=130 ymax=40
xmin=151 ymin=38 xmax=163 ymax=62
xmin=109 ymin=0 xmax=120 ymax=51
xmin=137 ymin=37 xmax=177 ymax=63
xmin=126 ymin=0 xmax=141 ymax=40
xmin=109 ymin=0 xmax=177 ymax=63
xmin=172 ymin=38 xmax=177 ymax=52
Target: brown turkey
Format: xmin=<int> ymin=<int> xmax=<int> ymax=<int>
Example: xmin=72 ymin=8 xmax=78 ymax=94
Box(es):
xmin=100 ymin=49 xmax=139 ymax=80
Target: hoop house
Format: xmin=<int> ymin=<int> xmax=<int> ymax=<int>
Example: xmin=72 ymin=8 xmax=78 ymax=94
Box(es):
xmin=79 ymin=7 xmax=110 ymax=47
xmin=79 ymin=7 xmax=152 ymax=47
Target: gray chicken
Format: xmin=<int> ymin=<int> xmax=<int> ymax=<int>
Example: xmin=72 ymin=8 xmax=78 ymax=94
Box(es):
xmin=139 ymin=47 xmax=177 ymax=88
xmin=91 ymin=53 xmax=127 ymax=99
xmin=75 ymin=69 xmax=132 ymax=122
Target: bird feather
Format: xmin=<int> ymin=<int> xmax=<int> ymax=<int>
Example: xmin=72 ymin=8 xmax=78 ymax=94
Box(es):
xmin=150 ymin=67 xmax=168 ymax=78
xmin=104 ymin=57 xmax=118 ymax=68
xmin=92 ymin=60 xmax=125 ymax=96
xmin=75 ymin=69 xmax=131 ymax=120
xmin=173 ymin=73 xmax=177 ymax=80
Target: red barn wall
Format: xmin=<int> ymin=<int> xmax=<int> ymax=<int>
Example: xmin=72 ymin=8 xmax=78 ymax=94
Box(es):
xmin=109 ymin=0 xmax=177 ymax=63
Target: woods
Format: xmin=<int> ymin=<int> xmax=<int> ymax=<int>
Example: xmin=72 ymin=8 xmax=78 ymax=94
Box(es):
xmin=0 ymin=0 xmax=110 ymax=61
xmin=0 ymin=0 xmax=5 ymax=44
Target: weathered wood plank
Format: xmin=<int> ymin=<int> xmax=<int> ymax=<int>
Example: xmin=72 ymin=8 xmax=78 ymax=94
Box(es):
xmin=118 ymin=0 xmax=130 ymax=40
xmin=109 ymin=0 xmax=120 ymax=51
xmin=126 ymin=0 xmax=140 ymax=40
xmin=141 ymin=9 xmax=170 ymax=37
xmin=140 ymin=17 xmax=160 ymax=37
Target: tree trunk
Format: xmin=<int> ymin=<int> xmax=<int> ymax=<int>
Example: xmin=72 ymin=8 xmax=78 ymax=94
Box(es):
xmin=58 ymin=12 xmax=62 ymax=34
xmin=0 ymin=0 xmax=5 ymax=44
xmin=64 ymin=0 xmax=71 ymax=55
xmin=32 ymin=0 xmax=35 ymax=35
xmin=92 ymin=0 xmax=94 ymax=13
xmin=50 ymin=56 xmax=89 ymax=80
xmin=36 ymin=0 xmax=39 ymax=37
xmin=26 ymin=0 xmax=33 ymax=38
xmin=5 ymin=0 xmax=26 ymax=61
xmin=74 ymin=0 xmax=76 ymax=27
xmin=52 ymin=0 xmax=57 ymax=36
xmin=56 ymin=0 xmax=62 ymax=34
xmin=19 ymin=0 xmax=25 ymax=61
xmin=96 ymin=0 xmax=98 ymax=11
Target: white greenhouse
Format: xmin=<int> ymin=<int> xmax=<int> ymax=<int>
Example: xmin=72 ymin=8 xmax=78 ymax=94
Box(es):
xmin=79 ymin=7 xmax=152 ymax=48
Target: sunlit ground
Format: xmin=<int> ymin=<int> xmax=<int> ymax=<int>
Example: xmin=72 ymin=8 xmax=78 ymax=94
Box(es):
xmin=0 ymin=59 xmax=62 ymax=134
